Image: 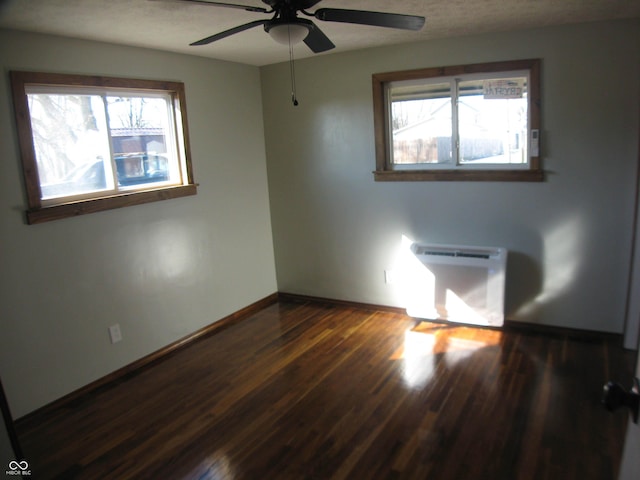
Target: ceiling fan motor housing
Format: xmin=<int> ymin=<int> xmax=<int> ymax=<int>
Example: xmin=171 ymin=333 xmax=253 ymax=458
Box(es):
xmin=185 ymin=0 xmax=425 ymax=53
xmin=264 ymin=18 xmax=314 ymax=44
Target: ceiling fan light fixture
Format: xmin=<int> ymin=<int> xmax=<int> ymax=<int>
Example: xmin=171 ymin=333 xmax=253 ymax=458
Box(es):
xmin=266 ymin=22 xmax=311 ymax=45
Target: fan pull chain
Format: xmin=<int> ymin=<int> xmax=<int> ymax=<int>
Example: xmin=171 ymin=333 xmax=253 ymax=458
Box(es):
xmin=288 ymin=26 xmax=299 ymax=106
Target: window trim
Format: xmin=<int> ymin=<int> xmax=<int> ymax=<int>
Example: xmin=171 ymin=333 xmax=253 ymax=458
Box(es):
xmin=372 ymin=59 xmax=543 ymax=182
xmin=10 ymin=71 xmax=197 ymax=224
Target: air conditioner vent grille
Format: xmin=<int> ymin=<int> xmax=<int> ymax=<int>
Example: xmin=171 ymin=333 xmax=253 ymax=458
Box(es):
xmin=420 ymin=250 xmax=491 ymax=259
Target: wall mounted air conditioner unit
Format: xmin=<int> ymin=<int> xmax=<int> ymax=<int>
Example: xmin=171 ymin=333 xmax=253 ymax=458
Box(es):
xmin=404 ymin=243 xmax=507 ymax=327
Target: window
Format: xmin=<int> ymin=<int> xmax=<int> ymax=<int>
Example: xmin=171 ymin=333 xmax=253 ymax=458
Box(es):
xmin=372 ymin=59 xmax=542 ymax=181
xmin=10 ymin=71 xmax=197 ymax=224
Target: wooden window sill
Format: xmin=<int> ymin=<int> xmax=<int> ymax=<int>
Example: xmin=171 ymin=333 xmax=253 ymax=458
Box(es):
xmin=26 ymin=184 xmax=197 ymax=224
xmin=373 ymin=169 xmax=544 ymax=182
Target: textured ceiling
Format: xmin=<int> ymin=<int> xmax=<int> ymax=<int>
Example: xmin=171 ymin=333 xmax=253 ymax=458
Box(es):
xmin=1 ymin=0 xmax=639 ymax=66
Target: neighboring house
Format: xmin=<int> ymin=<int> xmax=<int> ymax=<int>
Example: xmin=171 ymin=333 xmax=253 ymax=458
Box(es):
xmin=393 ymin=99 xmax=520 ymax=164
xmin=110 ymin=127 xmax=167 ymax=156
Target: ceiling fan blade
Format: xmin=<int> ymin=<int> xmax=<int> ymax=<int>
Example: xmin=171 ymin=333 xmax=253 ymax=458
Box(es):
xmin=314 ymin=8 xmax=425 ymax=31
xmin=303 ymin=23 xmax=335 ymax=53
xmin=190 ymin=19 xmax=269 ymax=45
xmin=175 ymin=0 xmax=269 ymax=13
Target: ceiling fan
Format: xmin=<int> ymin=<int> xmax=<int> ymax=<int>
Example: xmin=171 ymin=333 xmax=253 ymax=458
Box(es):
xmin=178 ymin=0 xmax=426 ymax=52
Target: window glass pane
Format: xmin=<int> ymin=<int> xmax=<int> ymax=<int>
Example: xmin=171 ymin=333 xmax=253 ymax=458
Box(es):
xmin=27 ymin=93 xmax=113 ymax=199
xmin=390 ymin=82 xmax=452 ymax=165
xmin=458 ymin=77 xmax=528 ymax=164
xmin=107 ymin=96 xmax=177 ymax=188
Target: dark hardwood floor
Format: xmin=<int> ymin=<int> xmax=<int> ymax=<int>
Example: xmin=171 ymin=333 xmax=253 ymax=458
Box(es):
xmin=16 ymin=299 xmax=636 ymax=479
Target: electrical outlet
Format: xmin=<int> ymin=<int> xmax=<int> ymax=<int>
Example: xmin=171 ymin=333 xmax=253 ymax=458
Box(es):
xmin=385 ymin=270 xmax=397 ymax=285
xmin=108 ymin=324 xmax=122 ymax=344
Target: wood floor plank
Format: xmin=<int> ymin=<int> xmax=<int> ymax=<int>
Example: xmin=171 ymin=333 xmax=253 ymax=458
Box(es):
xmin=15 ymin=300 xmax=636 ymax=479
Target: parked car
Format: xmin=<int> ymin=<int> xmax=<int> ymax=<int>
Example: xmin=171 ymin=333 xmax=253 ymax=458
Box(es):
xmin=115 ymin=153 xmax=169 ymax=186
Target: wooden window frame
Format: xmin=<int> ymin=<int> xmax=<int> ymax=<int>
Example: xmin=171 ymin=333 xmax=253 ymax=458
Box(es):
xmin=372 ymin=59 xmax=543 ymax=182
xmin=10 ymin=71 xmax=197 ymax=224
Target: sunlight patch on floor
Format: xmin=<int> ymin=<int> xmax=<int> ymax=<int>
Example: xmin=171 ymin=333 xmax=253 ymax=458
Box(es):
xmin=184 ymin=451 xmax=235 ymax=480
xmin=390 ymin=323 xmax=502 ymax=389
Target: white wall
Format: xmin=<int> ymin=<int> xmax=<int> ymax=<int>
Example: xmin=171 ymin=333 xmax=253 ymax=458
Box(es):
xmin=262 ymin=20 xmax=640 ymax=333
xmin=0 ymin=30 xmax=277 ymax=417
